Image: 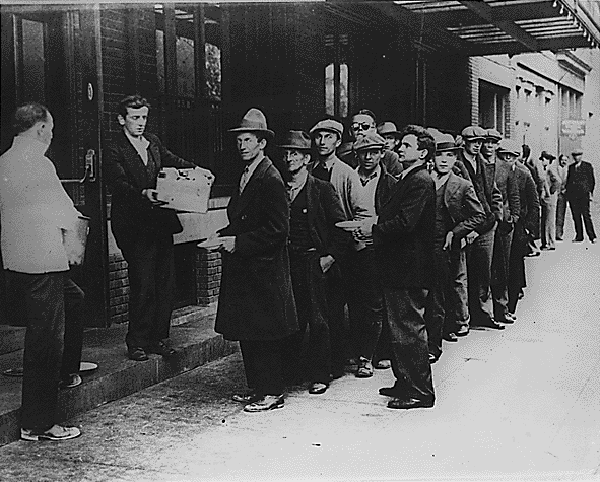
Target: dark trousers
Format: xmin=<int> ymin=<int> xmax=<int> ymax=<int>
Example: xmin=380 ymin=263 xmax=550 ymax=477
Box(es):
xmin=424 ymin=247 xmax=451 ymax=358
xmin=120 ymin=232 xmax=176 ymax=349
xmin=328 ymin=252 xmax=352 ymax=376
xmin=383 ymin=287 xmax=434 ymax=401
xmin=491 ymin=229 xmax=514 ymax=321
xmin=570 ymin=197 xmax=596 ymax=241
xmin=508 ymin=222 xmax=527 ymax=314
xmin=556 ymin=193 xmax=567 ymax=239
xmin=5 ymin=270 xmax=84 ymax=432
xmin=466 ymin=226 xmax=496 ymax=324
xmin=284 ymin=252 xmax=334 ymax=384
xmin=240 ymin=339 xmax=284 ymax=396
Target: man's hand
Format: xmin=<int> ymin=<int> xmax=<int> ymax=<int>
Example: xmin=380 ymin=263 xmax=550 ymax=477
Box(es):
xmin=142 ymin=188 xmax=165 ymax=206
xmin=443 ymin=231 xmax=454 ymax=251
xmin=354 ymin=217 xmax=377 ymax=239
xmin=466 ymin=231 xmax=479 ymax=245
xmin=220 ymin=236 xmax=236 ymax=253
xmin=319 ymin=255 xmax=335 ymax=274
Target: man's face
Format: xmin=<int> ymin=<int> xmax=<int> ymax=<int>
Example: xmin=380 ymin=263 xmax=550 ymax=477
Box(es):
xmin=236 ymin=132 xmax=265 ymax=163
xmin=282 ymin=149 xmax=309 ymax=174
xmin=434 ymin=151 xmax=457 ymax=174
xmin=383 ymin=134 xmax=399 ymax=151
xmin=498 ymin=151 xmax=519 ymax=166
xmin=398 ymin=134 xmax=425 ymax=165
xmin=481 ymin=139 xmax=498 ymax=158
xmin=559 ymin=155 xmax=567 ymax=167
xmin=313 ymin=130 xmax=341 ymax=158
xmin=541 ymin=156 xmax=550 ymax=168
xmin=38 ymin=113 xmax=54 ymax=146
xmin=572 ymin=153 xmax=583 ymax=163
xmin=350 ymin=114 xmax=376 ymax=139
xmin=119 ymin=107 xmax=148 ymax=137
xmin=357 ymin=148 xmax=382 ymax=172
xmin=464 ymin=138 xmax=482 ymax=156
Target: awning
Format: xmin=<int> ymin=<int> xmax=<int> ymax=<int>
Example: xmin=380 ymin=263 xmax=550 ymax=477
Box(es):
xmin=367 ymin=0 xmax=600 ymax=56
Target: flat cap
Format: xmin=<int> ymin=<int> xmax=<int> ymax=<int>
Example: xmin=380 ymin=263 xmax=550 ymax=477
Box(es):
xmin=310 ymin=119 xmax=344 ymax=138
xmin=496 ymin=139 xmax=521 ymax=156
xmin=485 ymin=128 xmax=502 ymax=141
xmin=461 ymin=125 xmax=487 ymax=140
xmin=572 ymin=148 xmax=584 ymax=156
xmin=433 ymin=132 xmax=460 ymax=152
xmin=278 ymin=130 xmax=312 ymax=151
xmin=353 ymin=132 xmax=386 ymax=151
xmin=377 ymin=122 xmax=401 ymax=137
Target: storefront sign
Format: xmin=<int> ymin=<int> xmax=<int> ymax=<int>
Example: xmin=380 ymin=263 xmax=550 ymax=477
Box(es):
xmin=560 ymin=119 xmax=586 ymax=138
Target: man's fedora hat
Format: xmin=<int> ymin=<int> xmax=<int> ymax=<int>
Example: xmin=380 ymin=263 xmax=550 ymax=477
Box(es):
xmin=310 ymin=119 xmax=344 ymax=138
xmin=278 ymin=130 xmax=312 ymax=151
xmin=485 ymin=128 xmax=502 ymax=141
xmin=377 ymin=122 xmax=401 ymax=137
xmin=572 ymin=148 xmax=584 ymax=156
xmin=229 ymin=108 xmax=274 ymax=139
xmin=433 ymin=132 xmax=460 ymax=152
xmin=496 ymin=139 xmax=521 ymax=156
xmin=353 ymin=132 xmax=386 ymax=151
xmin=461 ymin=125 xmax=487 ymax=141
xmin=540 ymin=150 xmax=556 ymax=161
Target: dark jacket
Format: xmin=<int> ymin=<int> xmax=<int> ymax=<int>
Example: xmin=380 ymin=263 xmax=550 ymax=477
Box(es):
xmin=514 ymin=162 xmax=540 ymax=236
xmin=300 ymin=174 xmax=351 ymax=262
xmin=566 ymin=161 xmax=595 ymax=200
xmin=215 ymin=156 xmax=298 ymax=341
xmin=487 ymin=160 xmax=521 ymax=234
xmin=443 ymin=172 xmax=486 ymax=241
xmin=372 ymin=163 xmax=435 ymax=289
xmin=105 ymin=131 xmax=195 ymax=250
xmin=374 ymin=163 xmax=398 ymax=214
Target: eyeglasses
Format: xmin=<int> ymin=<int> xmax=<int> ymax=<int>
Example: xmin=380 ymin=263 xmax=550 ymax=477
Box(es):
xmin=351 ymin=123 xmax=373 ymax=131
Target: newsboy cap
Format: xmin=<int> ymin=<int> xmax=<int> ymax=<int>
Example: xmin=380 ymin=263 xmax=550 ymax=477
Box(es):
xmin=310 ymin=119 xmax=344 ymax=138
xmin=461 ymin=125 xmax=487 ymax=141
xmin=278 ymin=130 xmax=312 ymax=151
xmin=496 ymin=139 xmax=521 ymax=156
xmin=377 ymin=122 xmax=401 ymax=137
xmin=485 ymin=129 xmax=502 ymax=141
xmin=229 ymin=108 xmax=274 ymax=139
xmin=572 ymin=148 xmax=584 ymax=156
xmin=434 ymin=132 xmax=460 ymax=152
xmin=353 ymin=132 xmax=386 ymax=151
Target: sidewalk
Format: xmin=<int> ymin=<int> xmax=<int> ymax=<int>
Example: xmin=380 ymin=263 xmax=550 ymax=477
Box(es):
xmin=0 ymin=231 xmax=598 ymax=481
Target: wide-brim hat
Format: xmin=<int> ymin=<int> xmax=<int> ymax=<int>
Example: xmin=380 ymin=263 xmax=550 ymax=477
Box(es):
xmin=228 ymin=108 xmax=274 ymax=139
xmin=434 ymin=132 xmax=460 ymax=152
xmin=461 ymin=125 xmax=487 ymax=141
xmin=377 ymin=122 xmax=401 ymax=138
xmin=353 ymin=132 xmax=386 ymax=151
xmin=496 ymin=139 xmax=521 ymax=156
xmin=572 ymin=148 xmax=584 ymax=156
xmin=278 ymin=130 xmax=312 ymax=151
xmin=310 ymin=119 xmax=344 ymax=138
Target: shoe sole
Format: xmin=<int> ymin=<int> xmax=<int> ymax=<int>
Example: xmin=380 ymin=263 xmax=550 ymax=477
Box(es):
xmin=243 ymin=402 xmax=284 ymax=413
xmin=21 ymin=430 xmax=81 ymax=441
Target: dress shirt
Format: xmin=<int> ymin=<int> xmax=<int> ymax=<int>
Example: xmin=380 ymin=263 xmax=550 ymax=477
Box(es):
xmin=125 ymin=130 xmax=150 ymax=165
xmin=286 ymin=171 xmax=309 ymax=204
xmin=400 ymin=160 xmax=426 ymax=180
xmin=239 ymin=154 xmax=264 ymax=194
xmin=0 ymin=135 xmax=81 ymax=273
xmin=432 ymin=171 xmax=451 ymax=191
xmin=462 ymin=150 xmax=477 ymax=173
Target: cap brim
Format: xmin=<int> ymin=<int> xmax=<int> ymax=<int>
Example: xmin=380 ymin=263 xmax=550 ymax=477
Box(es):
xmin=277 ymin=144 xmax=312 ymax=150
xmin=355 ymin=145 xmax=385 ymax=151
xmin=464 ymin=136 xmax=485 ymax=141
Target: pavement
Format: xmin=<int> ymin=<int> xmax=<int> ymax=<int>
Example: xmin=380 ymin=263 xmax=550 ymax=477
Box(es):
xmin=1 ymin=216 xmax=599 ymax=481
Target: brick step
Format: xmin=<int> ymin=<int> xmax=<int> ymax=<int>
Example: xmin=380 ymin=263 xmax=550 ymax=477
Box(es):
xmin=0 ymin=304 xmax=237 ymax=446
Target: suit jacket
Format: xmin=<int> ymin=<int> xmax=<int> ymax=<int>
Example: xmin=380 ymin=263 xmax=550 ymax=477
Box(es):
xmin=374 ymin=163 xmax=398 ymax=215
xmin=372 ymin=163 xmax=435 ymax=289
xmin=443 ymin=172 xmax=486 ymax=240
xmin=489 ymin=160 xmax=521 ymax=230
xmin=513 ymin=162 xmax=540 ymax=237
xmin=215 ymin=156 xmax=298 ymax=341
xmin=300 ymin=174 xmax=351 ymax=262
xmin=105 ymin=131 xmax=195 ymax=250
xmin=566 ymin=161 xmax=595 ymax=200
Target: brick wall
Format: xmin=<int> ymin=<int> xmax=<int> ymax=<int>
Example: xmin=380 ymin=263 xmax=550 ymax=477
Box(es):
xmin=468 ymin=58 xmax=481 ymax=126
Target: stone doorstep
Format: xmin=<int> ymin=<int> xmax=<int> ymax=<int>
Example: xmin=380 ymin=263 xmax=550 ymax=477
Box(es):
xmin=0 ymin=304 xmax=238 ymax=447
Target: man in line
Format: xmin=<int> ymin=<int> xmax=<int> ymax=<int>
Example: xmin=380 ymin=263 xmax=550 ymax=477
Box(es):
xmin=106 ymin=95 xmax=204 ymax=361
xmin=565 ymin=148 xmax=596 ymax=244
xmin=425 ymin=132 xmax=485 ymax=363
xmin=351 ymin=132 xmax=396 ymax=377
xmin=483 ymin=131 xmax=520 ymax=325
xmin=539 ymin=151 xmax=560 ymax=250
xmin=214 ymin=109 xmax=298 ymax=412
xmin=357 ymin=125 xmax=436 ymax=410
xmin=555 ymin=154 xmax=570 ymax=242
xmin=521 ymin=144 xmax=542 ymax=257
xmin=0 ymin=102 xmax=83 ymax=441
xmin=279 ymin=130 xmax=348 ymax=395
xmin=458 ymin=126 xmax=505 ymax=330
xmin=507 ymin=140 xmax=540 ymax=316
xmin=377 ymin=121 xmax=403 ymax=164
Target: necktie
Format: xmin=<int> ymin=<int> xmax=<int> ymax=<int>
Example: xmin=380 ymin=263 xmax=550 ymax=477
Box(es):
xmin=239 ymin=166 xmax=251 ymax=194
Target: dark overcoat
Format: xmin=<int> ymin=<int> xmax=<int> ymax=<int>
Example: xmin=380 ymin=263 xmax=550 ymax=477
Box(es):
xmin=566 ymin=161 xmax=595 ymax=200
xmin=215 ymin=156 xmax=298 ymax=341
xmin=372 ymin=163 xmax=436 ymax=289
xmin=105 ymin=131 xmax=195 ymax=250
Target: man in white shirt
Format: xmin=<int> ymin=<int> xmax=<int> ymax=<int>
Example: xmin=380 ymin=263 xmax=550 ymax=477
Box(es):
xmin=0 ymin=102 xmax=83 ymax=441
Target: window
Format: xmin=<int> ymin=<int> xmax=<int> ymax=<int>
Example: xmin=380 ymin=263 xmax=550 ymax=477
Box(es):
xmin=560 ymin=86 xmax=582 ymax=119
xmin=325 ymin=33 xmax=349 ymax=118
xmin=478 ymin=80 xmax=509 ymax=134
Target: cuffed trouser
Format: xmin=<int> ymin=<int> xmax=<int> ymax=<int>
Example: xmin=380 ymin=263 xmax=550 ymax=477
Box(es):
xmin=383 ymin=287 xmax=434 ymax=401
xmin=424 ymin=247 xmax=450 ymax=358
xmin=284 ymin=252 xmax=335 ymax=384
xmin=120 ymin=232 xmax=176 ymax=350
xmin=541 ymin=202 xmax=557 ymax=249
xmin=240 ymin=339 xmax=284 ymax=396
xmin=491 ymin=229 xmax=514 ymax=321
xmin=61 ymin=279 xmax=85 ymax=378
xmin=447 ymin=247 xmax=470 ymax=331
xmin=556 ymin=193 xmax=567 ymax=240
xmin=570 ymin=197 xmax=596 ymax=241
xmin=466 ymin=226 xmax=496 ymax=325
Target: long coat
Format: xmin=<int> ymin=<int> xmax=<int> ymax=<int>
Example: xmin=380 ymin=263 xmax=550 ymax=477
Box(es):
xmin=372 ymin=163 xmax=436 ymax=289
xmin=566 ymin=161 xmax=595 ymax=201
xmin=215 ymin=156 xmax=298 ymax=341
xmin=105 ymin=131 xmax=195 ymax=250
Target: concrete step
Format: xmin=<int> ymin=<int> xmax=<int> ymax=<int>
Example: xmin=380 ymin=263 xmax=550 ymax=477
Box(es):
xmin=0 ymin=304 xmax=238 ymax=446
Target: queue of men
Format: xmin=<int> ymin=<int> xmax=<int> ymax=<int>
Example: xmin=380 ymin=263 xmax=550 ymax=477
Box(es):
xmin=1 ymin=99 xmax=596 ymax=441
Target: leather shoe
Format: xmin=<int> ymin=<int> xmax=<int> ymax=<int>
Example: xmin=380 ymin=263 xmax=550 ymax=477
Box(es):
xmin=428 ymin=353 xmax=440 ymax=364
xmin=148 ymin=341 xmax=177 ymax=357
xmin=456 ymin=326 xmax=469 ymax=337
xmin=443 ymin=332 xmax=458 ymax=342
xmin=374 ymin=359 xmax=391 ymax=369
xmin=498 ymin=313 xmax=516 ymax=324
xmin=128 ymin=347 xmax=149 ymax=361
xmin=379 ymin=386 xmax=402 ymax=398
xmin=474 ymin=320 xmax=505 ymax=330
xmin=308 ymin=382 xmax=328 ymax=395
xmin=244 ymin=395 xmax=284 ymax=412
xmin=572 ymin=238 xmax=584 ymax=243
xmin=232 ymin=392 xmax=262 ymax=404
xmin=387 ymin=397 xmax=434 ymax=410
xmin=356 ymin=357 xmax=374 ymax=378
